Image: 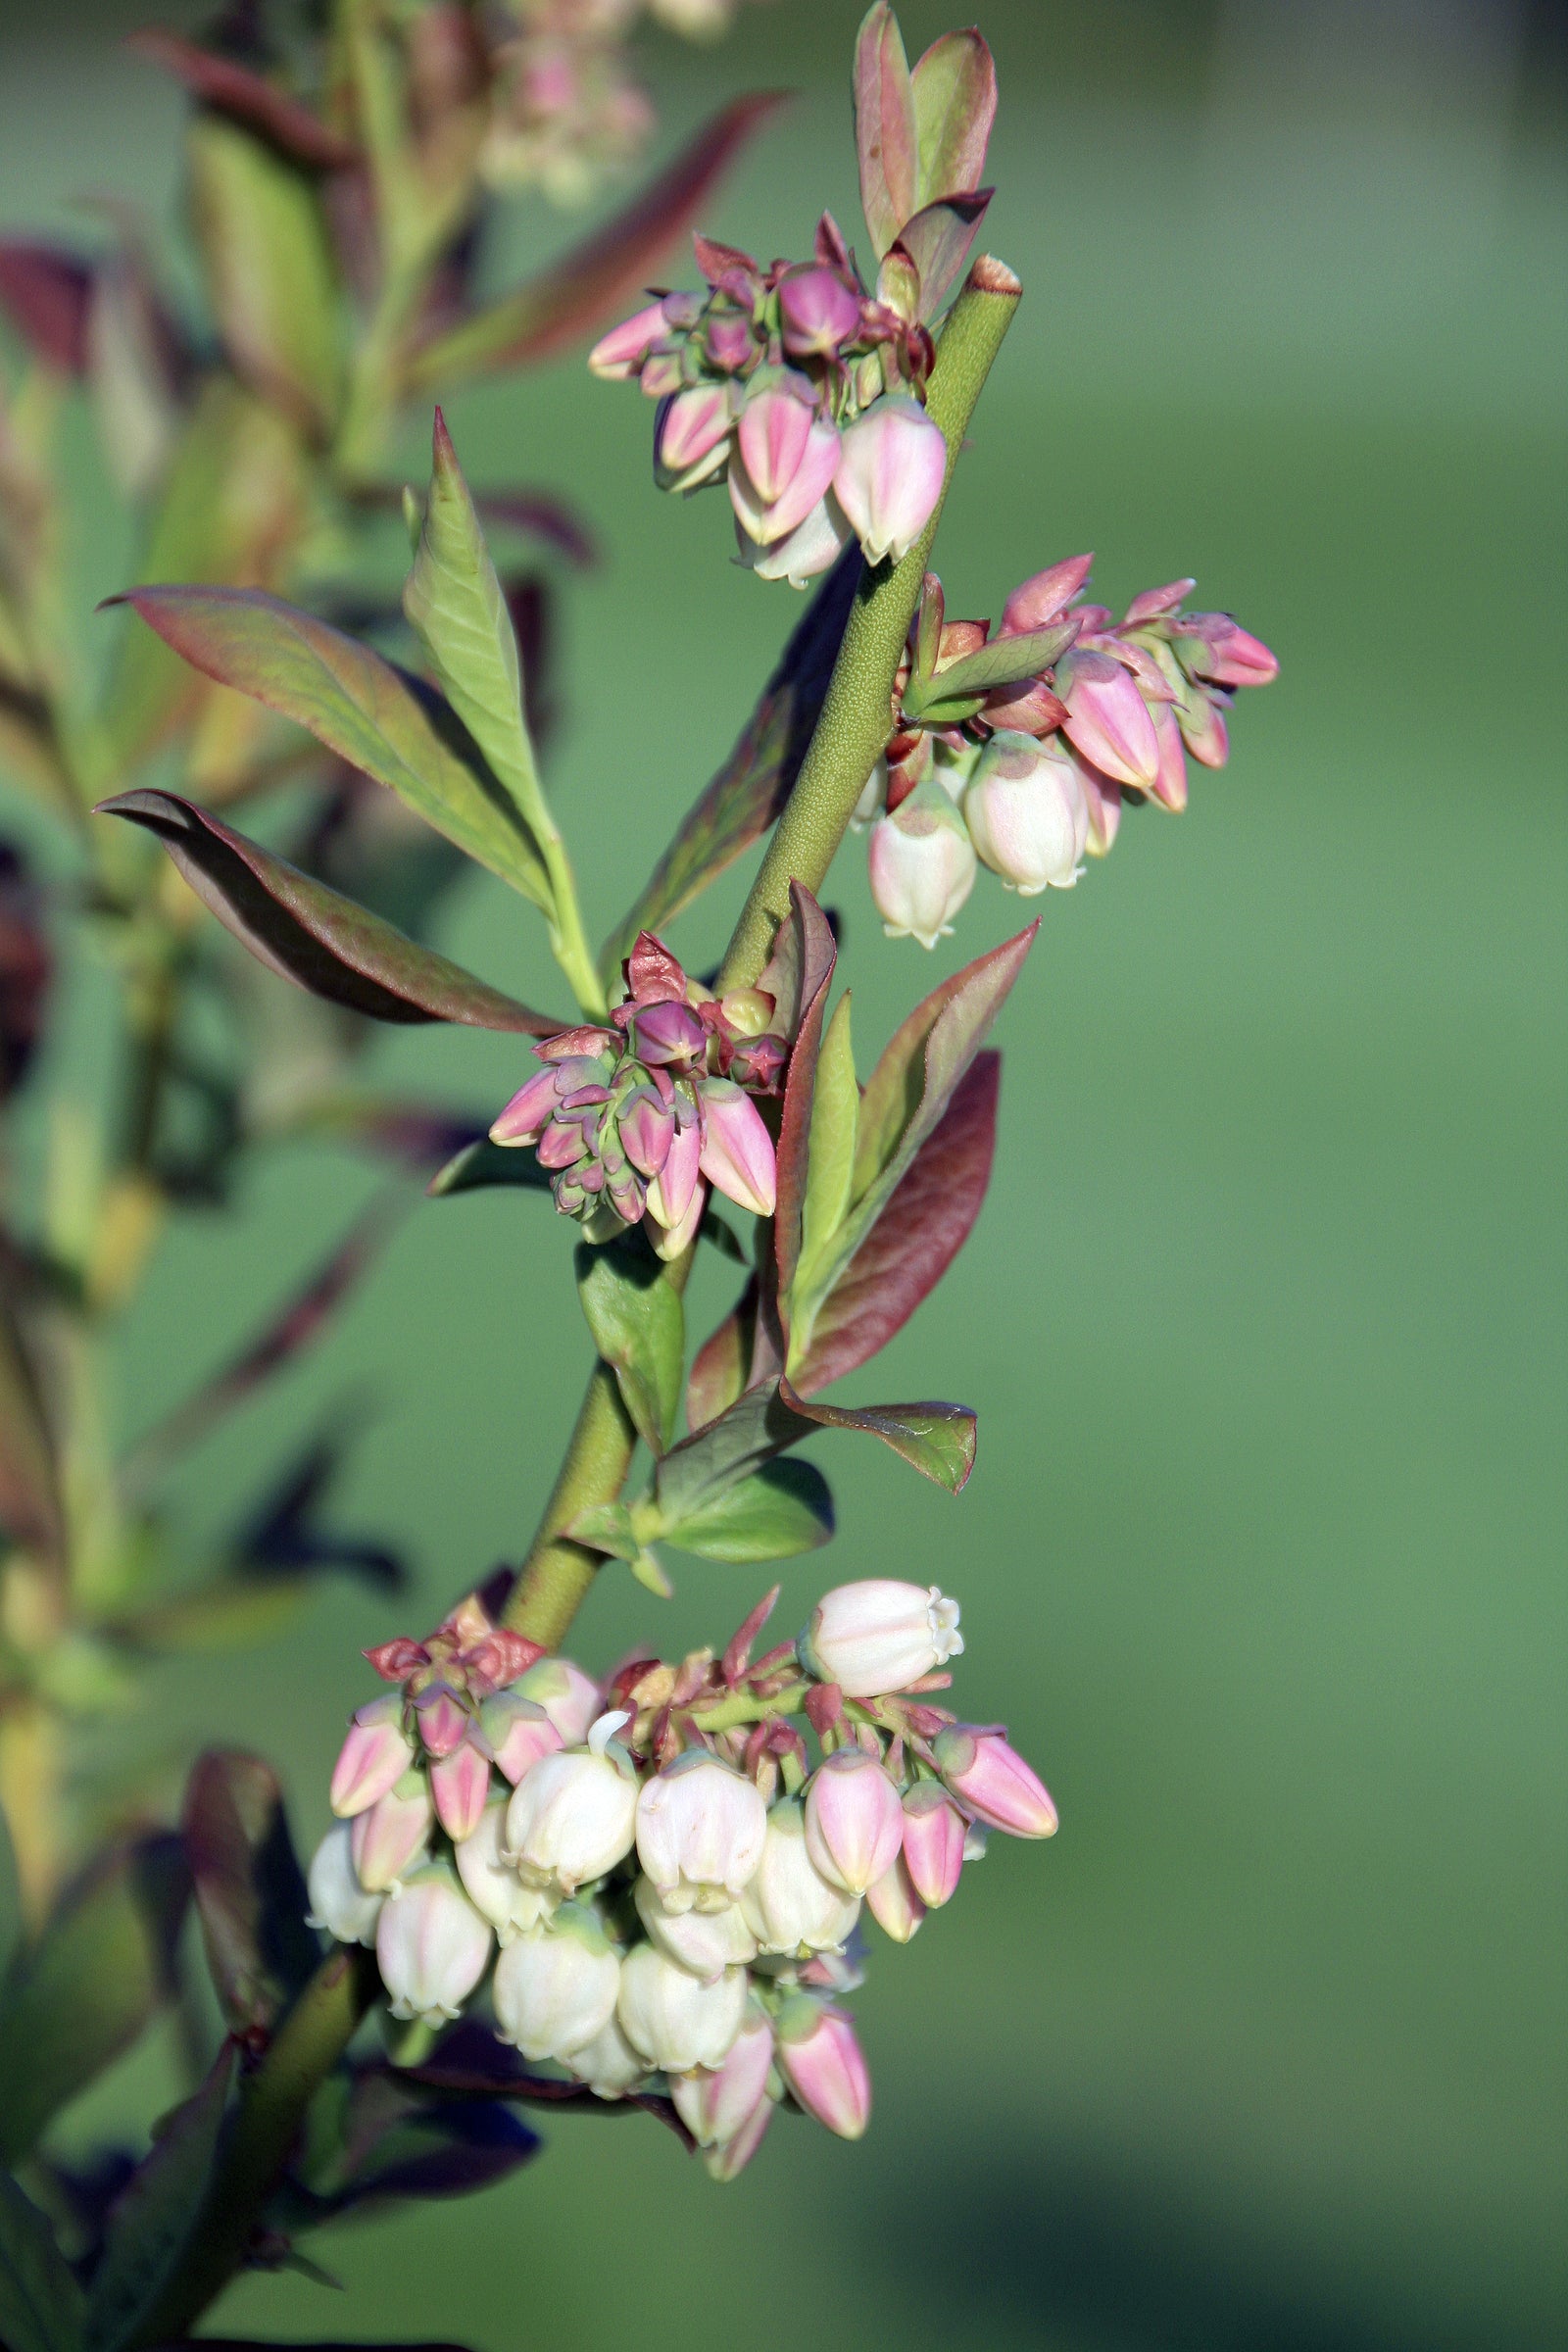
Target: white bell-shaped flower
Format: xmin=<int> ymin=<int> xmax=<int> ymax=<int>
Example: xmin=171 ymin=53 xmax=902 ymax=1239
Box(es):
xmin=739 ymin=1798 xmax=861 ymax=1957
xmin=374 ymin=1864 xmax=491 ymax=2026
xmin=305 ymin=1820 xmax=382 ymax=1947
xmin=635 ymin=1750 xmax=767 ymax=1913
xmin=617 ymin=1941 xmax=749 ymax=2074
xmin=634 ymin=1874 xmax=758 ymax=1979
xmin=455 ymin=1800 xmax=559 ymax=1942
xmin=503 ymin=1714 xmax=638 ymax=1895
xmin=492 ymin=1903 xmax=621 ymax=2062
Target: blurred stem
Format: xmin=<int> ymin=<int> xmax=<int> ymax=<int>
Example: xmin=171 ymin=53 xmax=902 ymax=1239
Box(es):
xmin=716 ymin=262 xmax=1022 ymax=996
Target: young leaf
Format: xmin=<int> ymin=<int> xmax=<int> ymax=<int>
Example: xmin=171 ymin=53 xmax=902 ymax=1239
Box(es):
xmin=894 ymin=189 xmax=993 ymax=324
xmin=686 ymin=1279 xmax=758 ymax=1434
xmin=657 ymin=1367 xmax=974 ymax=1519
xmin=902 ymin=618 xmax=1079 ymax=721
xmin=909 ymin=27 xmax=998 ymax=210
xmin=187 ymin=113 xmax=343 ymax=436
xmin=0 ymin=243 xmax=91 ymax=375
xmin=109 ymin=587 xmax=553 ymax=909
xmin=96 ymin=791 xmax=561 ymax=1033
xmin=407 ymin=94 xmax=786 ymax=387
xmin=0 ymin=2173 xmax=84 ymax=2352
xmin=770 ymin=885 xmax=841 ymax=1299
xmin=0 ymin=1837 xmax=190 ymax=2164
xmin=126 ymin=30 xmax=359 ymax=171
xmin=575 ymin=1238 xmax=685 ymax=1457
xmin=657 ymin=1458 xmax=834 ymax=1562
xmin=0 ymin=1277 xmax=62 ymax=1561
xmin=601 ymin=545 xmax=860 ymax=976
xmin=83 ymin=2046 xmax=235 ymax=2352
xmin=779 ymin=1376 xmax=976 ymax=1494
xmin=794 ymin=992 xmax=858 ymax=1303
xmin=855 ymin=4 xmax=918 ymax=258
xmin=427 ymin=1137 xmax=553 ymax=1200
xmin=180 ymin=1750 xmax=320 ymax=2041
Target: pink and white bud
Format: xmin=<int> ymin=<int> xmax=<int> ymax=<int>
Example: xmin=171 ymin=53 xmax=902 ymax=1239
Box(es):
xmin=704 ymin=2086 xmax=775 ymax=2180
xmin=736 ymin=373 xmax=818 ymax=505
xmin=1056 ymin=649 xmax=1160 ymax=790
xmin=804 ymin=1749 xmax=905 ymax=1895
xmin=329 ymin=1693 xmax=413 ymax=1818
xmin=865 ymin=1853 xmax=926 ymax=1942
xmin=430 ymin=1739 xmax=491 ymax=1842
xmin=834 ymin=395 xmax=947 ymax=565
xmin=776 ymin=2000 xmax=870 ymax=2140
xmin=778 ymin=265 xmax=860 ymax=358
xmin=1175 ymin=616 xmax=1278 ymax=689
xmin=671 ymin=2002 xmax=774 ymax=2145
xmin=1148 ymin=700 xmax=1189 ymax=813
xmin=644 ymin=1089 xmax=704 ymax=1234
xmin=803 ymin=1578 xmax=963 ymax=1697
xmin=656 ymin=383 xmax=733 ymax=490
xmin=628 ymin=997 xmax=706 ymax=1068
xmin=566 ymin=2014 xmax=648 ymax=2099
xmin=375 ymin=1866 xmax=491 ymax=2025
xmin=634 ymin=1874 xmax=758 ymax=1977
xmin=455 ymin=1800 xmax=558 ymax=1941
xmin=618 ymin=1090 xmax=675 ymax=1179
xmin=504 ymin=1736 xmax=638 ymax=1895
xmin=514 ymin=1656 xmax=602 ymax=1746
xmin=636 ymin=1750 xmax=767 ymax=1911
xmin=306 ymin=1820 xmax=382 ymax=1946
xmin=616 ymin=1942 xmax=749 ymax=2073
xmin=1001 ymin=554 xmax=1095 ymax=635
xmin=697 ymin=1079 xmax=777 ymax=1217
xmin=901 ymin=1783 xmax=966 ymax=1906
xmin=490 ymin=1063 xmax=565 ymax=1146
xmin=731 ymin=397 xmax=842 ymax=546
xmin=351 ymin=1773 xmax=433 ymax=1892
xmin=413 ymin=1682 xmax=469 ymax=1759
xmin=478 ymin=1691 xmax=564 ymax=1786
xmin=963 ymin=731 xmax=1089 ymax=895
xmin=737 ymin=490 xmax=856 ymax=586
xmin=933 ymin=1726 xmax=1058 ymax=1838
xmin=705 ymin=311 xmax=757 ymax=373
xmin=739 ymin=1798 xmax=861 ymax=1956
xmin=867 ymin=784 xmax=976 ymax=949
xmin=588 ymin=300 xmax=667 ymax=381
xmin=1065 ymin=743 xmax=1122 ymax=856
xmin=493 ymin=1903 xmax=621 ymax=2061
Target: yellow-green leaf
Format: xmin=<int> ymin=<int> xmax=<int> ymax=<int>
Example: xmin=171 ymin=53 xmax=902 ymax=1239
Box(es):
xmin=188 ymin=113 xmax=343 ymax=436
xmin=794 ymin=991 xmax=858 ymax=1306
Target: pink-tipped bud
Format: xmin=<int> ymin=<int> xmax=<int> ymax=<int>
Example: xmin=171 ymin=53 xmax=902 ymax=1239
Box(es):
xmin=630 ymin=997 xmax=706 ymax=1068
xmin=352 ymin=1773 xmax=434 ymax=1891
xmin=778 ymin=264 xmax=860 ymax=358
xmin=804 ymin=1750 xmax=905 ymax=1895
xmin=514 ymin=1656 xmax=603 ymax=1746
xmin=731 ymin=393 xmax=842 ymax=547
xmin=375 ymin=1865 xmax=491 ymax=2026
xmin=644 ymin=1090 xmax=703 ymax=1232
xmin=736 ymin=491 xmax=855 ymax=587
xmin=1124 ymin=577 xmax=1195 ymax=625
xmin=490 ymin=1064 xmax=562 ymax=1145
xmin=736 ymin=372 xmax=817 ymax=504
xmin=618 ymin=1091 xmax=675 ymax=1179
xmin=706 ymin=311 xmax=757 ymax=372
xmin=656 ymin=383 xmax=733 ymax=490
xmin=588 ymin=299 xmax=668 ymax=380
xmin=901 ymin=1784 xmax=966 ymax=1907
xmin=867 ymin=783 xmax=976 ymax=949
xmin=1001 ymin=555 xmax=1094 ymax=634
xmin=636 ymin=1750 xmax=768 ymax=1911
xmin=1056 ymin=649 xmax=1161 ymax=790
xmin=933 ymin=1726 xmax=1058 ymax=1838
xmin=329 ymin=1692 xmax=414 ymax=1817
xmin=306 ymin=1820 xmax=382 ymax=1946
xmin=803 ymin=1578 xmax=963 ymax=1698
xmin=479 ymin=1691 xmax=564 ymax=1785
xmin=671 ymin=2002 xmax=774 ymax=2146
xmin=414 ymin=1682 xmax=469 ymax=1759
xmin=703 ymin=2086 xmax=775 ymax=2181
xmin=865 ymin=1854 xmax=925 ymax=1942
xmin=1175 ymin=616 xmax=1278 ymax=689
xmin=430 ymin=1739 xmax=491 ymax=1841
xmin=834 ymin=395 xmax=947 ymax=566
xmin=1149 ymin=701 xmax=1189 ymax=813
xmin=776 ymin=2000 xmax=870 ymax=2140
xmin=697 ymin=1079 xmax=777 ymax=1217
xmin=963 ymin=732 xmax=1089 ymax=895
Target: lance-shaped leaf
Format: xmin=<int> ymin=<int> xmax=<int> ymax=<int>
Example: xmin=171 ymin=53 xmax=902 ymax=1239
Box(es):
xmin=108 ymin=586 xmax=552 ymax=909
xmin=686 ymin=1277 xmax=758 ymax=1433
xmin=0 ymin=243 xmax=91 ymax=374
xmin=426 ymin=1136 xmax=553 ymax=1200
xmin=407 ymin=94 xmax=786 ymax=387
xmin=779 ymin=1375 xmax=976 ymax=1493
xmin=601 ymin=545 xmax=860 ymax=976
xmin=127 ymin=29 xmax=359 ymax=171
xmin=792 ymin=1051 xmax=999 ymax=1396
xmin=290 ymin=2066 xmax=539 ymax=2219
xmin=656 ymin=1364 xmax=973 ymax=1518
xmin=855 ymin=5 xmax=917 ymax=258
xmin=902 ymin=618 xmax=1079 ymax=725
xmin=655 ymin=1458 xmax=834 ymax=1562
xmin=769 ymin=884 xmax=840 ymax=1301
xmin=84 ymin=2047 xmax=235 ymax=2352
xmin=0 ymin=1837 xmax=190 ymax=2165
xmin=910 ymin=27 xmax=998 ymax=209
xmin=895 ymin=190 xmax=993 ymax=324
xmin=0 ymin=2174 xmax=84 ymax=2352
xmin=226 ymin=1423 xmax=407 ymax=1592
xmin=180 ymin=1750 xmax=319 ymax=2041
xmin=96 ymin=791 xmax=559 ymax=1033
xmin=792 ymin=993 xmax=859 ymax=1308
xmin=575 ymin=1238 xmax=685 ymax=1457
xmin=188 ymin=113 xmax=343 ymax=436
xmin=406 ymin=2019 xmax=688 ymax=2145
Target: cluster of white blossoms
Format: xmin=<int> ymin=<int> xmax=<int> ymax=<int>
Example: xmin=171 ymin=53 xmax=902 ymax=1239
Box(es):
xmin=308 ymin=1580 xmax=1055 ymax=2178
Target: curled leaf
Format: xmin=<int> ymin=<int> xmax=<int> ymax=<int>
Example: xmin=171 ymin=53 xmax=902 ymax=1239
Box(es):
xmin=127 ymin=29 xmax=359 ymax=171
xmin=180 ymin=1750 xmax=319 ymax=2041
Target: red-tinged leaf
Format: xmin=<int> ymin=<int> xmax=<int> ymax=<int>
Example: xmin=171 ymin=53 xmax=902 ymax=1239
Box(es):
xmin=104 ymin=587 xmax=553 ymax=908
xmin=0 ymin=242 xmax=91 ymax=374
xmin=180 ymin=1751 xmax=319 ymax=2041
xmin=96 ymin=791 xmax=560 ymax=1033
xmin=778 ymin=1373 xmax=976 ymax=1494
xmin=127 ymin=28 xmax=359 ymax=170
xmin=601 ymin=547 xmax=860 ymax=978
xmin=792 ymin=1051 xmax=999 ymax=1395
xmin=722 ymin=1585 xmax=779 ymax=1685
xmin=0 ymin=1270 xmax=62 ymax=1562
xmin=85 ymin=2045 xmax=236 ymax=2352
xmin=855 ymin=4 xmax=918 ymax=258
xmin=772 ymin=885 xmax=840 ymax=1299
xmin=909 ymin=28 xmax=998 ymax=209
xmin=895 ymin=189 xmax=993 ymax=324
xmin=407 ymin=93 xmax=787 ymax=388
xmin=366 ymin=1639 xmax=427 ymax=1683
xmin=405 ymin=2022 xmax=691 ymax=2147
xmin=687 ymin=1278 xmax=758 ymax=1435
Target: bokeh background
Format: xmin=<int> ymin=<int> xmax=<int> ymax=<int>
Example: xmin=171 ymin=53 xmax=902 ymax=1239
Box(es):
xmin=2 ymin=2 xmax=1564 ymax=2346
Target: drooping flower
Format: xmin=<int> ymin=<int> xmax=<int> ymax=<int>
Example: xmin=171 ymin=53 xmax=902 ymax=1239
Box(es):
xmin=635 ymin=1750 xmax=768 ymax=1912
xmin=492 ymin=1903 xmax=622 ymax=2061
xmin=804 ymin=1750 xmax=905 ymax=1895
xmin=670 ymin=2002 xmax=775 ymax=2145
xmin=774 ymin=1997 xmax=871 ymax=2139
xmin=963 ymin=732 xmax=1090 ymax=895
xmin=504 ymin=1714 xmax=640 ymax=1895
xmin=616 ymin=1941 xmax=749 ymax=2073
xmin=739 ymin=1798 xmax=861 ymax=1957
xmin=866 ymin=783 xmax=976 ymax=948
xmin=802 ymin=1579 xmax=963 ymax=1697
xmin=375 ymin=1864 xmax=492 ymax=2026
xmin=306 ymin=1820 xmax=382 ymax=1947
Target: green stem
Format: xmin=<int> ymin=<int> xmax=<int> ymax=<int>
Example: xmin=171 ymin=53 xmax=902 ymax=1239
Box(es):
xmin=716 ymin=260 xmax=1021 ymax=996
xmin=540 ymin=832 xmax=608 ymax=1022
xmin=690 ymin=1680 xmax=808 ymax=1735
xmin=501 ymin=1361 xmax=638 ymax=1647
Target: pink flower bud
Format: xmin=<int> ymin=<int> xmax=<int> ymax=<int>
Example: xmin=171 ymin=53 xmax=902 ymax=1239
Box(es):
xmin=671 ymin=2003 xmax=774 ymax=2145
xmin=865 ymin=1854 xmax=925 ymax=1942
xmin=1175 ymin=616 xmax=1278 ymax=688
xmin=1123 ymin=577 xmax=1195 ymax=625
xmin=704 ymin=2085 xmax=774 ymax=2180
xmin=867 ymin=784 xmax=976 ymax=948
xmin=804 ymin=1578 xmax=963 ymax=1697
xmin=834 ymin=395 xmax=947 ymax=565
xmin=697 ymin=1078 xmax=777 ymax=1217
xmin=963 ymin=732 xmax=1089 ymax=895
xmin=490 ymin=1064 xmax=567 ymax=1146
xmin=636 ymin=1750 xmax=768 ymax=1911
xmin=776 ymin=2000 xmax=870 ymax=2140
xmin=375 ymin=1865 xmax=491 ymax=2025
xmin=634 ymin=1875 xmax=758 ymax=1977
xmin=933 ymin=1726 xmax=1058 ymax=1838
xmin=706 ymin=311 xmax=757 ymax=372
xmin=730 ymin=398 xmax=842 ymax=545
xmin=804 ymin=1750 xmax=905 ymax=1894
xmin=656 ymin=383 xmax=733 ymax=490
xmin=504 ymin=1740 xmax=638 ymax=1894
xmin=1056 ymin=649 xmax=1161 ymax=790
xmin=617 ymin=1943 xmax=749 ymax=2073
xmin=736 ymin=491 xmax=855 ymax=587
xmin=306 ymin=1820 xmax=382 ymax=1946
xmin=588 ymin=300 xmax=668 ymax=380
xmin=492 ymin=1903 xmax=621 ymax=2060
xmin=1064 ymin=743 xmax=1122 ymax=856
xmin=736 ymin=371 xmax=817 ymax=503
xmin=644 ymin=1089 xmax=704 ymax=1232
xmin=1001 ymin=554 xmax=1095 ymax=634
xmin=901 ymin=1784 xmax=966 ymax=1907
xmin=740 ymin=1798 xmax=860 ymax=1956
xmin=514 ymin=1656 xmax=602 ymax=1745
xmin=1149 ymin=700 xmax=1189 ymax=812
xmin=352 ymin=1773 xmax=433 ymax=1891
xmin=413 ymin=1681 xmax=469 ymax=1759
xmin=329 ymin=1692 xmax=414 ymax=1817
xmin=778 ymin=264 xmax=860 ymax=358
xmin=478 ymin=1691 xmax=564 ymax=1785
xmin=1178 ymin=689 xmax=1229 ymax=769
xmin=430 ymin=1739 xmax=491 ymax=1842
xmin=455 ymin=1800 xmax=558 ymax=1940
xmin=630 ymin=997 xmax=706 ymax=1068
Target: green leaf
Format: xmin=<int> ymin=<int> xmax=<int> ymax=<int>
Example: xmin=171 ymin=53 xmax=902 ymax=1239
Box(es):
xmin=769 ymin=886 xmax=841 ymax=1302
xmin=794 ymin=992 xmax=858 ymax=1302
xmin=0 ymin=1837 xmax=189 ymax=2164
xmin=180 ymin=1750 xmax=319 ymax=2041
xmin=575 ymin=1238 xmax=685 ymax=1456
xmin=110 ymin=586 xmax=552 ymax=910
xmin=188 ymin=112 xmax=343 ymax=436
xmin=902 ymin=619 xmax=1079 ymax=721
xmin=657 ymin=1369 xmax=974 ymax=1520
xmin=427 ymin=1137 xmax=553 ymax=1199
xmin=0 ymin=2173 xmax=84 ymax=2352
xmin=909 ymin=27 xmax=998 ymax=210
xmin=127 ymin=29 xmax=359 ymax=170
xmin=781 ymin=1377 xmax=976 ymax=1493
xmin=0 ymin=1275 xmax=62 ymax=1562
xmin=96 ymin=790 xmax=561 ymax=1033
xmin=84 ymin=2046 xmax=235 ymax=2352
xmin=658 ymin=1458 xmax=834 ymax=1562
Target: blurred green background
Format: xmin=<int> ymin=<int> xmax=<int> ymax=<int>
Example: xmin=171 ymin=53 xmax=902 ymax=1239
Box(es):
xmin=2 ymin=2 xmax=1564 ymax=2347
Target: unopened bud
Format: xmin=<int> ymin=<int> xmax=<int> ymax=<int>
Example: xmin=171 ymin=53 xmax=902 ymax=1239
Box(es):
xmin=1056 ymin=649 xmax=1160 ymax=790
xmin=703 ymin=2086 xmax=775 ymax=2180
xmin=306 ymin=1820 xmax=382 ymax=1946
xmin=351 ymin=1772 xmax=433 ymax=1892
xmin=803 ymin=1578 xmax=962 ymax=1698
xmin=933 ymin=1726 xmax=1058 ymax=1838
xmin=478 ymin=1691 xmax=564 ymax=1786
xmin=514 ymin=1656 xmax=603 ymax=1745
xmin=656 ymin=383 xmax=733 ymax=491
xmin=778 ymin=264 xmax=860 ymax=358
xmin=671 ymin=2002 xmax=774 ymax=2145
xmin=697 ymin=1079 xmax=777 ymax=1217
xmin=804 ymin=1750 xmax=905 ymax=1894
xmin=775 ymin=1998 xmax=871 ymax=2139
xmin=329 ymin=1692 xmax=413 ymax=1818
xmin=588 ymin=300 xmax=668 ymax=380
xmin=736 ymin=491 xmax=855 ymax=586
xmin=430 ymin=1739 xmax=491 ymax=1842
xmin=865 ymin=1853 xmax=926 ymax=1942
xmin=901 ymin=1783 xmax=966 ymax=1906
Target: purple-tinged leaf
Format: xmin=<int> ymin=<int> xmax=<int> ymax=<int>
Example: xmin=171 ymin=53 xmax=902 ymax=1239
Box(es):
xmin=771 ymin=885 xmax=840 ymax=1300
xmin=229 ymin=1422 xmax=407 ymax=1593
xmin=426 ymin=1136 xmax=553 ymax=1200
xmin=96 ymin=790 xmax=560 ymax=1032
xmin=778 ymin=1374 xmax=976 ymax=1493
xmin=0 ymin=242 xmax=91 ymax=375
xmin=104 ymin=588 xmax=553 ymax=908
xmin=126 ymin=29 xmax=359 ymax=171
xmin=855 ymin=4 xmax=918 ymax=259
xmin=894 ymin=189 xmax=993 ymax=324
xmin=407 ymin=94 xmax=787 ymax=388
xmin=406 ymin=2022 xmax=691 ymax=2148
xmin=180 ymin=1750 xmax=319 ymax=2042
xmin=86 ymin=2045 xmax=236 ymax=2352
xmin=909 ymin=28 xmax=998 ymax=209
xmin=475 ymin=490 xmax=596 ymax=571
xmin=792 ymin=1051 xmax=999 ymax=1395
xmin=294 ymin=2067 xmax=539 ymax=2216
xmin=686 ymin=1277 xmax=758 ymax=1434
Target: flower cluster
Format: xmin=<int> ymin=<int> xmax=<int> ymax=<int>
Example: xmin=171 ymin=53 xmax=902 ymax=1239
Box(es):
xmin=859 ymin=560 xmax=1280 ymax=946
xmin=489 ymin=931 xmax=783 ymax=1254
xmin=309 ymin=1578 xmax=1055 ymax=2178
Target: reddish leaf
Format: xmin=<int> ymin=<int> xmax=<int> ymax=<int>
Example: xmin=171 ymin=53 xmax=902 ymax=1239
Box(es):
xmin=127 ymin=28 xmax=360 ymax=170
xmin=853 ymin=922 xmax=1036 ymax=1200
xmin=407 ymin=2022 xmax=691 ymax=2147
xmin=895 ymin=189 xmax=993 ymax=323
xmin=0 ymin=241 xmax=91 ymax=374
xmin=407 ymin=92 xmax=787 ymax=387
xmin=686 ymin=1278 xmax=757 ymax=1434
xmin=87 ymin=2044 xmax=236 ymax=2352
xmin=771 ymin=884 xmax=840 ymax=1299
xmin=909 ymin=27 xmax=998 ymax=208
xmin=229 ymin=1422 xmax=408 ymax=1593
xmin=855 ymin=4 xmax=918 ymax=258
xmin=181 ymin=1750 xmax=319 ymax=2040
xmin=476 ymin=489 xmax=596 ymax=570
xmin=777 ymin=1374 xmax=976 ymax=1493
